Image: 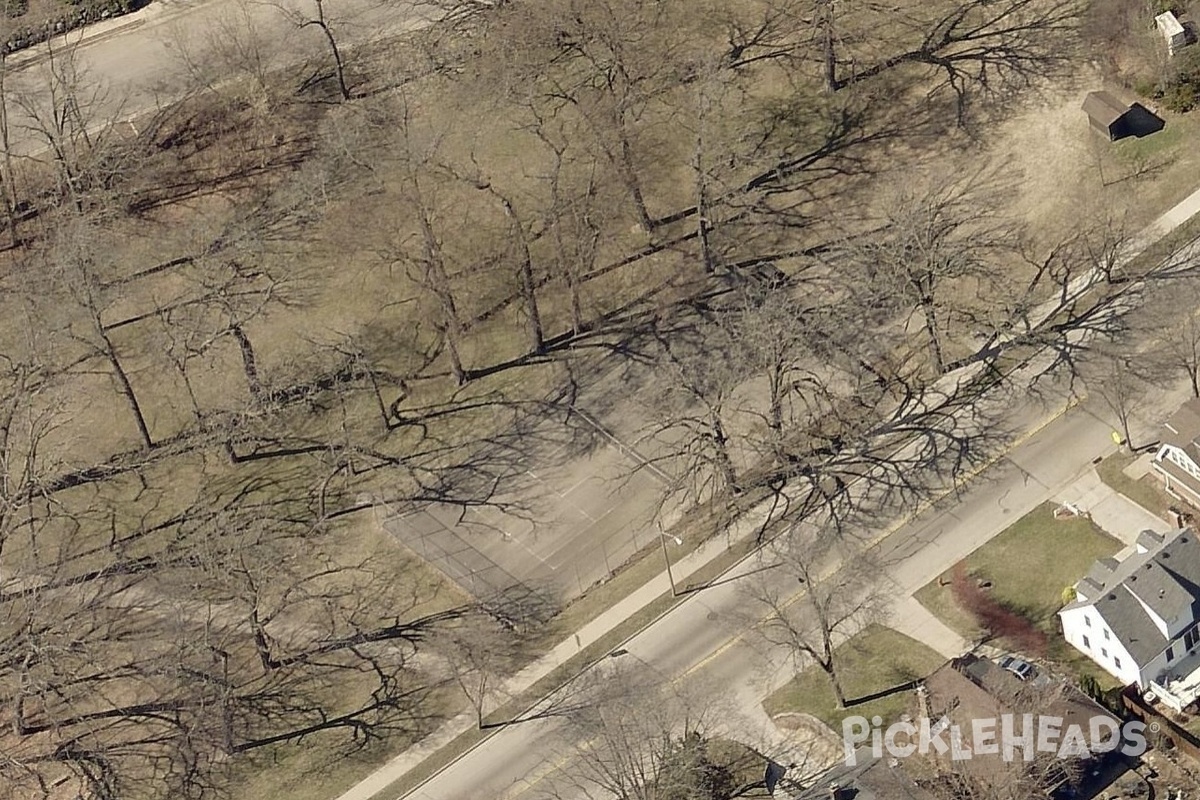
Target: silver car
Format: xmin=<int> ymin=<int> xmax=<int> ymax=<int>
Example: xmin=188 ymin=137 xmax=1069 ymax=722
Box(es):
xmin=996 ymin=654 xmax=1036 ymax=681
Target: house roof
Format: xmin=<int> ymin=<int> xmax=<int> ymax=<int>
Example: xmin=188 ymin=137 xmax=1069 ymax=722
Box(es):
xmin=795 ymin=755 xmax=938 ymax=800
xmin=1163 ymin=397 xmax=1200 ymax=455
xmin=1082 ymin=91 xmax=1129 ymax=127
xmin=919 ymin=658 xmax=1119 ymax=794
xmin=1064 ymin=527 xmax=1200 ymax=664
xmin=1157 ymin=11 xmax=1185 ymax=38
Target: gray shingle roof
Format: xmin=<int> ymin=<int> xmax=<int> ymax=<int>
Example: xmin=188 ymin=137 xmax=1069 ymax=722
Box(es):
xmin=1067 ymin=528 xmax=1200 ymax=664
xmin=1164 ymin=397 xmax=1200 ymax=451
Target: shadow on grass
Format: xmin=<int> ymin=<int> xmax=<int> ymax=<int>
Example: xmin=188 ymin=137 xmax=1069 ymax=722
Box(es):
xmin=844 ymin=678 xmax=923 ymax=708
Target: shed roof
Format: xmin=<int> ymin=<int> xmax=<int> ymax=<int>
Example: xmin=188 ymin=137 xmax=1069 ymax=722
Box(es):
xmin=1157 ymin=11 xmax=1185 ymax=38
xmin=1082 ymin=91 xmax=1129 ymax=127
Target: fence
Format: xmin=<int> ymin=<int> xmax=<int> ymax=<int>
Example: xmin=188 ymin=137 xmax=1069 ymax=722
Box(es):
xmin=1121 ymin=685 xmax=1200 ymax=763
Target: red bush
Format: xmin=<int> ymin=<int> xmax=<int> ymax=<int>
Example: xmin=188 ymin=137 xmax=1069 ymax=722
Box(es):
xmin=950 ymin=562 xmax=1047 ymax=656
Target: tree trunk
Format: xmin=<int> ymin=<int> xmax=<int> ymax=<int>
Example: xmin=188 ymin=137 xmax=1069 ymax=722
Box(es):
xmin=920 ymin=295 xmax=946 ymax=375
xmin=615 ymin=123 xmax=653 ymax=233
xmin=441 ymin=320 xmax=467 ymax=386
xmin=231 ymin=323 xmax=262 ymax=398
xmin=710 ymin=414 xmax=740 ymax=495
xmin=821 ymin=1 xmax=838 ymax=93
xmin=1120 ymin=414 xmax=1134 ymax=454
xmin=415 ymin=206 xmax=468 ymax=385
xmin=0 ymin=56 xmax=19 ymax=246
xmin=100 ymin=330 xmax=153 ymax=450
xmin=499 ymin=197 xmax=544 ymax=354
xmin=694 ymin=142 xmax=715 ymax=274
xmin=822 ymin=661 xmax=847 ymax=708
xmin=308 ymin=0 xmax=350 ymax=101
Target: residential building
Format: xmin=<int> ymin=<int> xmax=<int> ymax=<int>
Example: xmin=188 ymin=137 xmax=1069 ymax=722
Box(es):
xmin=1153 ymin=397 xmax=1200 ymax=509
xmin=1060 ymin=527 xmax=1200 ymax=712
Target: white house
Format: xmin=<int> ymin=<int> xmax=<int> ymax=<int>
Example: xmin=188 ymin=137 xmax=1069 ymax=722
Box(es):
xmin=1060 ymin=527 xmax=1200 ymax=712
xmin=1153 ymin=397 xmax=1200 ymax=509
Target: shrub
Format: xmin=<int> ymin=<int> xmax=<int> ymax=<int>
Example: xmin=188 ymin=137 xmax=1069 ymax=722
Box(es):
xmin=1157 ymin=45 xmax=1200 ymax=112
xmin=1151 ymin=0 xmax=1184 ymax=17
xmin=950 ymin=562 xmax=1048 ymax=656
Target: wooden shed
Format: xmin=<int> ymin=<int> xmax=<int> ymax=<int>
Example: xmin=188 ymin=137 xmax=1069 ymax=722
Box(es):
xmin=1082 ymin=91 xmax=1131 ymax=141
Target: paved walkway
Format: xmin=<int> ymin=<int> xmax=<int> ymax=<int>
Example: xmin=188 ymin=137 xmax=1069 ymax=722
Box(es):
xmin=888 ymin=595 xmax=973 ymax=660
xmin=1054 ymin=469 xmax=1170 ymax=545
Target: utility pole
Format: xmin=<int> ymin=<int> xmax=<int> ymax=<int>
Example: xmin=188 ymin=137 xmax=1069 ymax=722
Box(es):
xmin=658 ymin=522 xmax=682 ymax=596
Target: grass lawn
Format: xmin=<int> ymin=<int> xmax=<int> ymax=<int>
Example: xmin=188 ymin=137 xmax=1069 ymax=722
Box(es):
xmin=915 ymin=502 xmax=1120 ymax=640
xmin=763 ymin=625 xmax=944 ymax=733
xmin=1095 ymin=451 xmax=1173 ymax=517
xmin=915 ymin=502 xmax=1124 ymax=690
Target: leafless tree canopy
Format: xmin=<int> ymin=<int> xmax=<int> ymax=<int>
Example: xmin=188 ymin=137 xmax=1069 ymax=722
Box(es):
xmin=0 ymin=0 xmax=1126 ymax=795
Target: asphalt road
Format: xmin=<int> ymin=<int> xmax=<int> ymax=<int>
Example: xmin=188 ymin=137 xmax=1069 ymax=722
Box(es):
xmin=3 ymin=0 xmax=439 ymax=156
xmin=399 ymin=377 xmax=1132 ymax=800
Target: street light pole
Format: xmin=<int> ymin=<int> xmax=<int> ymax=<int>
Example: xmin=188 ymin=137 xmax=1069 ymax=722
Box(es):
xmin=657 ymin=522 xmax=682 ymax=597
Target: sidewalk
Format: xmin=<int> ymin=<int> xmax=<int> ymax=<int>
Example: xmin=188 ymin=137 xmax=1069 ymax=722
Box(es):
xmin=1054 ymin=469 xmax=1170 ymax=545
xmin=334 ymin=520 xmax=758 ymax=800
xmin=889 ymin=596 xmax=972 ymax=660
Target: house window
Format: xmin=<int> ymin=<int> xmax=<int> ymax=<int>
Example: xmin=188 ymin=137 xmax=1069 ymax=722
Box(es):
xmin=1103 ymin=628 xmax=1110 ymax=641
xmin=1114 ymin=656 xmax=1122 ymax=669
xmin=1082 ymin=634 xmax=1090 ymax=649
xmin=1101 ymin=647 xmax=1108 ymax=658
xmin=1187 ymin=624 xmax=1200 ymax=651
xmin=1168 ymin=645 xmax=1176 ymax=662
xmin=1085 ymin=616 xmax=1092 ymax=627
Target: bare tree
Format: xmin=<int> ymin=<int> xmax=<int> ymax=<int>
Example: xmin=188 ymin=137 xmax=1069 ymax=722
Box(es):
xmin=10 ymin=35 xmax=127 ymax=212
xmin=848 ymin=0 xmax=1082 ymax=122
xmin=540 ymin=660 xmax=746 ymax=800
xmin=274 ymin=0 xmax=352 ymax=100
xmin=832 ymin=172 xmax=1019 ymax=376
xmin=1082 ymin=342 xmax=1143 ymax=453
xmin=634 ymin=315 xmax=752 ymax=519
xmin=40 ymin=217 xmax=155 ymax=450
xmin=434 ymin=611 xmax=525 ymax=729
xmin=496 ymin=0 xmax=687 ymax=233
xmin=1137 ymin=275 xmax=1200 ymax=398
xmin=750 ymin=531 xmax=890 ymax=708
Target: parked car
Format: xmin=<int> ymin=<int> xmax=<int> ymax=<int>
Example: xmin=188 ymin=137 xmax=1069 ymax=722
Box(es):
xmin=996 ymin=654 xmax=1036 ymax=681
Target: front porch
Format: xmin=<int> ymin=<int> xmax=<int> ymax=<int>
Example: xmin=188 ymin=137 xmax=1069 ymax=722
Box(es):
xmin=1152 ymin=451 xmax=1200 ymax=511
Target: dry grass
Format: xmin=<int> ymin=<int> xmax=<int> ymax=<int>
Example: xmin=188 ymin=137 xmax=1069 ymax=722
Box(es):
xmin=6 ymin=2 xmax=1200 ymax=797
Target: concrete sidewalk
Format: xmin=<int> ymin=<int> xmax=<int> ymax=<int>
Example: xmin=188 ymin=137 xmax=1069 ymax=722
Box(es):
xmin=1054 ymin=469 xmax=1170 ymax=545
xmin=888 ymin=595 xmax=973 ymax=660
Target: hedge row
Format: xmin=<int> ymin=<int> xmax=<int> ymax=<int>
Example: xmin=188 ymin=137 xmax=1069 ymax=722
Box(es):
xmin=2 ymin=0 xmax=148 ymax=56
